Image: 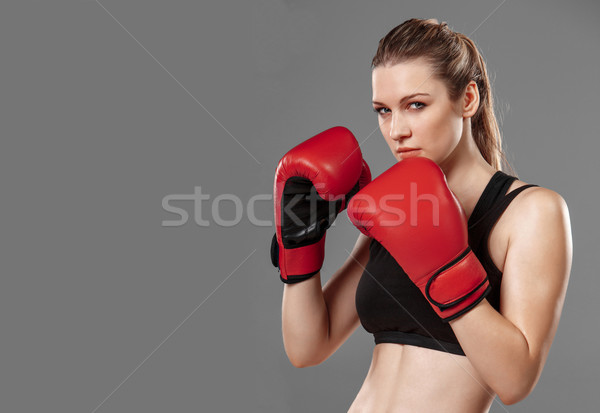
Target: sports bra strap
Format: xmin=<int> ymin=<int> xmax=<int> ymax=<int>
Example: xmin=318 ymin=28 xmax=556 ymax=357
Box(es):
xmin=490 ymin=183 xmax=538 ymax=216
xmin=469 ymin=183 xmax=539 ymax=234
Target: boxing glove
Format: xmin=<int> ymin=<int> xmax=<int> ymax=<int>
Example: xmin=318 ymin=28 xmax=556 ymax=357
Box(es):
xmin=272 ymin=126 xmax=371 ymax=284
xmin=347 ymin=157 xmax=490 ymax=322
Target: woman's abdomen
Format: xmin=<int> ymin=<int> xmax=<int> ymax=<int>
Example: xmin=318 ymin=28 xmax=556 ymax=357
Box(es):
xmin=348 ymin=343 xmax=495 ymax=413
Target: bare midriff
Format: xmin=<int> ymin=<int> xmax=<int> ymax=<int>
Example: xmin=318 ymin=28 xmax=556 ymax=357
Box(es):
xmin=347 ymin=343 xmax=496 ymax=413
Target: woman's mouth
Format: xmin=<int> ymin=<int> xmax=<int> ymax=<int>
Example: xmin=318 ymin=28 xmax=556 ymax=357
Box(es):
xmin=396 ymin=148 xmax=422 ymax=159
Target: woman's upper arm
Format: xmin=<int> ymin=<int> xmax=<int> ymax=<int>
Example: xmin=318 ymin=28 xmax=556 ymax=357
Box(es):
xmin=321 ymin=233 xmax=371 ymax=357
xmin=500 ymin=187 xmax=572 ymax=375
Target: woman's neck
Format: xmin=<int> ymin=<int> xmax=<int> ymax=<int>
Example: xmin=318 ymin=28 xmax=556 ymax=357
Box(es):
xmin=439 ymin=129 xmax=497 ymax=219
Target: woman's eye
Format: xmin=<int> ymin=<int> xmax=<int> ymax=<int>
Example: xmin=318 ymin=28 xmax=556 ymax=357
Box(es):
xmin=408 ymin=102 xmax=425 ymax=110
xmin=373 ymin=103 xmax=425 ymax=115
xmin=373 ymin=107 xmax=390 ymax=115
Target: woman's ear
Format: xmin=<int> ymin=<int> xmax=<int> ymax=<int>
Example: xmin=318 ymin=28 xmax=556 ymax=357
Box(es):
xmin=462 ymin=81 xmax=480 ymax=118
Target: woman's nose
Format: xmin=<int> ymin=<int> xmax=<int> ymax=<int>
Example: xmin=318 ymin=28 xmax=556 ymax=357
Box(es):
xmin=389 ymin=112 xmax=410 ymax=141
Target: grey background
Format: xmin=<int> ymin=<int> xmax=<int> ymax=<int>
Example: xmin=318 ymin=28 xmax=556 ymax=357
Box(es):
xmin=1 ymin=0 xmax=597 ymax=412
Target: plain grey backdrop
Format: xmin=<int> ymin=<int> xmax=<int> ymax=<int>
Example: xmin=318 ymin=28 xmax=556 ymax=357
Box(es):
xmin=1 ymin=0 xmax=598 ymax=411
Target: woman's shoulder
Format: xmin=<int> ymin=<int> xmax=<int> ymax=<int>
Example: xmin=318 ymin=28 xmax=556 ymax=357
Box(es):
xmin=503 ymin=179 xmax=570 ymax=238
xmin=507 ymin=179 xmax=567 ymax=211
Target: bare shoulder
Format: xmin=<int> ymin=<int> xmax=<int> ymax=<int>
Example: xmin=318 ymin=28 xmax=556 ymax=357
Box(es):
xmin=504 ymin=181 xmax=570 ymax=241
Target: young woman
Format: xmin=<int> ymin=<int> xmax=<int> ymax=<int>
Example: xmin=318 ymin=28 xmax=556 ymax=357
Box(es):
xmin=274 ymin=18 xmax=572 ymax=412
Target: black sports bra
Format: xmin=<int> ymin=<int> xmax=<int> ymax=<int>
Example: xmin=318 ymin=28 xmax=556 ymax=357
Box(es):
xmin=355 ymin=171 xmax=538 ymax=355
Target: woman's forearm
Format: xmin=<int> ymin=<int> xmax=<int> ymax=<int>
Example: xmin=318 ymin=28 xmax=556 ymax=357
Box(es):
xmin=450 ymin=301 xmax=542 ymax=405
xmin=281 ymin=274 xmax=330 ymax=367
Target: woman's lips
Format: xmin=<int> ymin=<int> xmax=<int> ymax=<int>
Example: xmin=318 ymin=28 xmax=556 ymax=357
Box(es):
xmin=397 ymin=148 xmax=422 ymax=159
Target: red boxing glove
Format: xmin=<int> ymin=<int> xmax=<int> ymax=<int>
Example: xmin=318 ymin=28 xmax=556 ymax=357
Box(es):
xmin=347 ymin=157 xmax=490 ymax=322
xmin=271 ymin=126 xmax=371 ymax=283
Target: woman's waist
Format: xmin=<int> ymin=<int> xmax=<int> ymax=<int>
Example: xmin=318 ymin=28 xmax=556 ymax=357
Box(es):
xmin=354 ymin=343 xmax=494 ymax=412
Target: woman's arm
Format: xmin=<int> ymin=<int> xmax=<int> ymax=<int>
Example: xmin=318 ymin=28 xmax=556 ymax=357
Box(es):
xmin=282 ymin=233 xmax=371 ymax=367
xmin=450 ymin=187 xmax=572 ymax=405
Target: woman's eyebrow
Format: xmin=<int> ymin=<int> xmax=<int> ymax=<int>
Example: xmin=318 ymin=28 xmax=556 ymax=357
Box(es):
xmin=372 ymin=93 xmax=431 ymax=106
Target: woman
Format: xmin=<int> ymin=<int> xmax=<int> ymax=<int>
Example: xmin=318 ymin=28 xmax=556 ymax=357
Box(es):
xmin=277 ymin=18 xmax=572 ymax=412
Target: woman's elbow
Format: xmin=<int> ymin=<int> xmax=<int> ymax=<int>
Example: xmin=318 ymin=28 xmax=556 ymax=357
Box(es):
xmin=497 ymin=377 xmax=536 ymax=405
xmin=283 ymin=336 xmax=330 ymax=368
xmin=286 ymin=351 xmax=326 ymax=368
xmin=288 ymin=356 xmax=321 ymax=368
xmin=499 ymin=390 xmax=530 ymax=406
xmin=284 ymin=344 xmax=329 ymax=368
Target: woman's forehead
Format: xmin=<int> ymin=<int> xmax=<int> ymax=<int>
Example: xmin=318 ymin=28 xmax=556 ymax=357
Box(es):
xmin=372 ymin=62 xmax=444 ymax=100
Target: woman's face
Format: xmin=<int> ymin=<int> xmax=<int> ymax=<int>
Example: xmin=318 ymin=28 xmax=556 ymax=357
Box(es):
xmin=372 ymin=59 xmax=465 ymax=165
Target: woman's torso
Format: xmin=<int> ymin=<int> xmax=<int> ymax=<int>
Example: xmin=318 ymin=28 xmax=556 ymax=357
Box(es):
xmin=348 ymin=174 xmax=537 ymax=413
